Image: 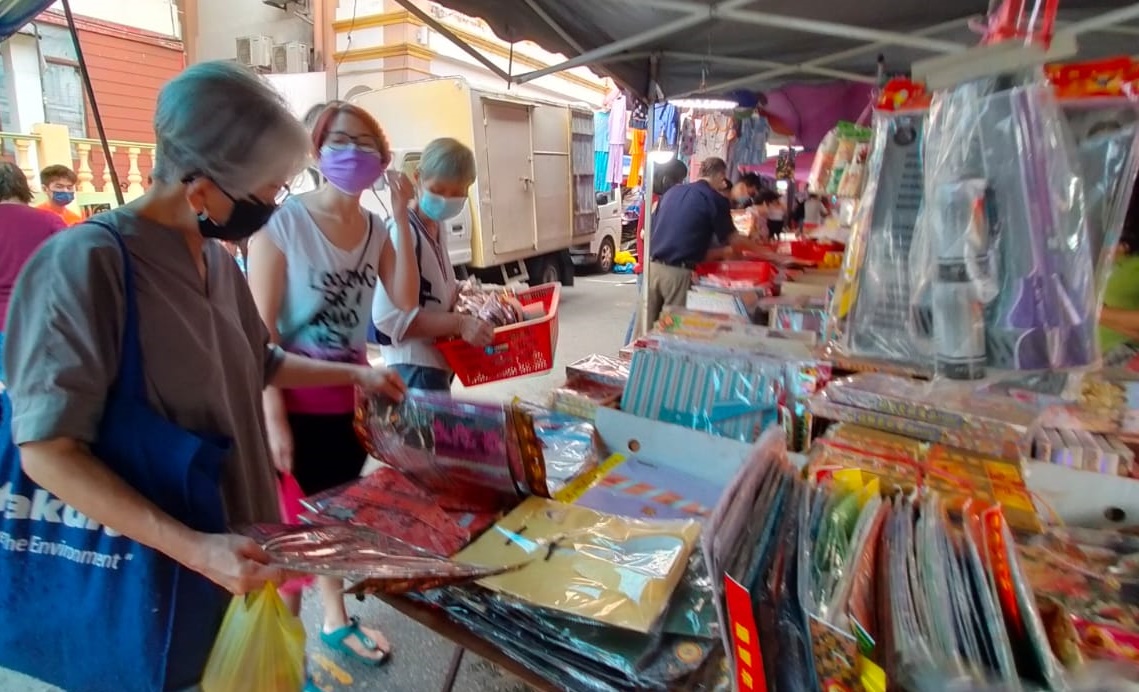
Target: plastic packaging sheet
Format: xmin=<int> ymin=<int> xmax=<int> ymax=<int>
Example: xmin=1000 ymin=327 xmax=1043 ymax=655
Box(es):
xmin=622 ymin=345 xmax=783 ymax=442
xmin=354 ymin=391 xmax=545 ymax=511
xmin=413 ymin=585 xmax=720 ymax=691
xmin=1018 ymin=527 xmax=1139 ymax=669
xmin=826 ymin=102 xmax=933 ymax=373
xmin=1063 ymin=100 xmax=1139 ymax=304
xmin=809 ymin=372 xmax=1044 ymax=459
xmin=240 ymin=523 xmax=526 ymax=594
xmin=910 ymin=78 xmax=1099 ymax=380
xmin=297 ymin=467 xmax=500 ymax=557
xmin=566 ymin=353 xmax=631 ymax=389
xmin=699 ymin=427 xmax=789 ymax=663
xmin=514 ymin=401 xmax=601 ymax=495
xmin=455 ymin=496 xmax=700 ymax=633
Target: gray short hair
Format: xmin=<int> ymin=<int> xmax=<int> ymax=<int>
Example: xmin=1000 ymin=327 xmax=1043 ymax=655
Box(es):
xmin=419 ymin=137 xmax=476 ymax=185
xmin=699 ymin=157 xmax=727 ymax=178
xmin=151 ymin=61 xmax=309 ymax=197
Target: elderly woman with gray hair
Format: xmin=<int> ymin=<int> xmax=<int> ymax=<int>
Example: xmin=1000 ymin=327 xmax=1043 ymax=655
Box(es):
xmin=0 ymin=61 xmax=406 ymax=692
xmin=372 ymin=136 xmax=495 ymax=391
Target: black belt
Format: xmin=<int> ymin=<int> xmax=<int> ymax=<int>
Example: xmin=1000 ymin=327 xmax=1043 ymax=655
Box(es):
xmin=652 ymin=258 xmax=697 ymax=270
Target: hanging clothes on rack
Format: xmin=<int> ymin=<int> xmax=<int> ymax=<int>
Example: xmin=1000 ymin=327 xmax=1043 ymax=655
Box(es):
xmin=678 ymin=114 xmax=697 ymax=165
xmin=652 ymin=103 xmax=680 ymax=150
xmin=627 ymin=129 xmax=647 ymax=188
xmin=629 ymin=100 xmax=648 ymax=130
xmin=606 ymin=90 xmax=628 ymax=187
xmin=594 ymin=109 xmax=611 ymax=193
xmin=727 ymin=113 xmax=769 ymax=179
xmin=689 ymin=112 xmax=731 ymax=181
xmin=626 ymin=97 xmax=648 ymax=188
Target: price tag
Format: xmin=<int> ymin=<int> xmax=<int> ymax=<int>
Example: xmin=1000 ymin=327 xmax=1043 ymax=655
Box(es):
xmin=552 ymin=453 xmax=628 ymax=504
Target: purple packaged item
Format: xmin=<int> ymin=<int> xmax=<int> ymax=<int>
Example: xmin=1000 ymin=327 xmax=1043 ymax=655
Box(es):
xmin=355 ymin=390 xmax=543 ymax=512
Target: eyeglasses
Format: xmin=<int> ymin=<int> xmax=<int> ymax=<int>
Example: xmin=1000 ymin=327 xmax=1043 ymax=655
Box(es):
xmin=182 ymin=172 xmax=290 ymax=207
xmin=323 ymin=130 xmax=382 ymax=154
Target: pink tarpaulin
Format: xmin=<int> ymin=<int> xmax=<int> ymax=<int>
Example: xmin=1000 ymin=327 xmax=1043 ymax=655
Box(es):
xmin=757 ymin=82 xmax=874 ymax=151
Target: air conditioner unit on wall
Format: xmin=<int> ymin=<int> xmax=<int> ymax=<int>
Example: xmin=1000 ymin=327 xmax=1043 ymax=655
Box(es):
xmin=272 ymin=42 xmax=310 ymax=74
xmin=262 ymin=0 xmax=311 ymax=15
xmin=236 ymin=35 xmax=274 ymax=69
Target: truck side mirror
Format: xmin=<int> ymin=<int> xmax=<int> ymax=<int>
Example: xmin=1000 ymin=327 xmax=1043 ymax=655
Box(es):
xmin=595 ymin=191 xmax=609 ymax=206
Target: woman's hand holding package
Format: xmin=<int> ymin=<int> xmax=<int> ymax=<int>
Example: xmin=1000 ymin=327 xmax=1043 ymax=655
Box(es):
xmin=459 ymin=314 xmax=495 ymax=348
xmin=186 ymin=533 xmax=285 ymax=595
xmin=354 ymin=365 xmax=408 ymax=401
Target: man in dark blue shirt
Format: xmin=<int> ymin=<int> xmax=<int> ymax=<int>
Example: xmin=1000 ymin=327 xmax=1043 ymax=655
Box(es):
xmin=645 ymin=157 xmax=762 ymax=327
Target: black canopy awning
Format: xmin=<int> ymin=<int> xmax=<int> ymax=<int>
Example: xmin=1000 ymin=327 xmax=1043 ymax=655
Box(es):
xmin=402 ymin=0 xmax=1139 ymax=99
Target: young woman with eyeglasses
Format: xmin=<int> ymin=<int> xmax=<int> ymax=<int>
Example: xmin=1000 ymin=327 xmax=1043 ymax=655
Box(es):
xmin=246 ymin=101 xmax=420 ymax=669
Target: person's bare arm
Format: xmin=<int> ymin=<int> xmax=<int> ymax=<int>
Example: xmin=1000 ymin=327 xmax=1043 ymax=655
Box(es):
xmin=376 ymin=172 xmax=419 ymax=312
xmin=726 ymin=232 xmax=766 ymax=255
xmin=403 ymin=310 xmax=464 ymax=340
xmin=400 ymin=310 xmax=493 ymax=347
xmin=245 ymin=231 xmax=290 ymax=431
xmin=1101 ymin=306 xmax=1139 ymax=342
xmin=705 ymin=246 xmax=734 ymax=262
xmin=20 ymin=438 xmax=280 ymax=594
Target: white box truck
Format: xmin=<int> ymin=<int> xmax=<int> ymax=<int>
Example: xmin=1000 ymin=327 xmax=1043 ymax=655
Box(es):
xmin=351 ymin=77 xmax=622 ymax=285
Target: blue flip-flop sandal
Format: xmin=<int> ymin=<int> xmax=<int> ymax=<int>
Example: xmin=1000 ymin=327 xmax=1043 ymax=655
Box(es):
xmin=320 ymin=616 xmax=391 ymax=667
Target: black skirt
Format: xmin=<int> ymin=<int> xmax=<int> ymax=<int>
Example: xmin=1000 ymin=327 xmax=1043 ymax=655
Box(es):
xmin=287 ymin=412 xmax=369 ymax=496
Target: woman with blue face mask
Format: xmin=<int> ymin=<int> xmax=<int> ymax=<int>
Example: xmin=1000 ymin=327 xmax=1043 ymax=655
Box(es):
xmin=372 ymin=137 xmax=495 ymax=392
xmin=246 ymin=101 xmax=421 ymax=671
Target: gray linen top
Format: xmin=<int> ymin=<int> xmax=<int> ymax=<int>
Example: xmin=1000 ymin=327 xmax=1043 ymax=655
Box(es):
xmin=3 ymin=208 xmax=285 ymax=527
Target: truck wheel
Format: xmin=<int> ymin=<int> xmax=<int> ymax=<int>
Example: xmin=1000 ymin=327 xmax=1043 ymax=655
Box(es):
xmin=526 ymin=255 xmax=561 ymax=286
xmin=596 ymin=237 xmax=616 ymax=274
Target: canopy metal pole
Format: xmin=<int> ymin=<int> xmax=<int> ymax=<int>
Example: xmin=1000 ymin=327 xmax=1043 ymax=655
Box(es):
xmin=637 ymin=80 xmax=659 ymax=340
xmin=61 ymin=0 xmax=123 ymax=206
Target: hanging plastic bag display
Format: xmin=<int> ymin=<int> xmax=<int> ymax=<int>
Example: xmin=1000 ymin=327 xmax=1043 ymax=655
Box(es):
xmin=826 ymin=80 xmax=933 ymax=374
xmin=1046 ymin=58 xmax=1139 ymax=306
xmin=910 ymin=76 xmax=1099 ymax=379
xmin=200 ymin=583 xmax=306 ymax=692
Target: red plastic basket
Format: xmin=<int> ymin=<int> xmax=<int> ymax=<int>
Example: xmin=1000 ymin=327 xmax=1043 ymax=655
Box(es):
xmin=436 ymin=283 xmax=561 ymax=387
xmin=781 ymin=240 xmax=845 ymax=265
xmin=693 ymin=260 xmax=777 ymax=285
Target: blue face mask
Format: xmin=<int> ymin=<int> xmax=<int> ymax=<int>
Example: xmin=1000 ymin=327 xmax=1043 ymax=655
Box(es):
xmin=419 ymin=189 xmax=466 ymax=221
xmin=51 ymin=190 xmax=75 ymax=206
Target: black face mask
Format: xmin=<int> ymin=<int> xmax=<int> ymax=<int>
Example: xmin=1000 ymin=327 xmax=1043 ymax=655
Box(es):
xmin=188 ymin=176 xmax=279 ymax=242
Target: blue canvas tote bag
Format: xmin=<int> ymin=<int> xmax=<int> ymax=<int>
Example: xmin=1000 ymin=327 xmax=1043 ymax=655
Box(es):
xmin=0 ymin=223 xmax=234 ymax=691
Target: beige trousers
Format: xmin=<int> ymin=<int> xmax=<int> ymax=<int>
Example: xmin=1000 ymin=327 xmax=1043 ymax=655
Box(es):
xmin=646 ymin=262 xmax=693 ymax=330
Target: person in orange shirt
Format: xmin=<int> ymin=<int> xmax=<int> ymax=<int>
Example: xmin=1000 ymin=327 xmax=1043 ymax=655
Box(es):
xmin=36 ymin=164 xmax=83 ymax=226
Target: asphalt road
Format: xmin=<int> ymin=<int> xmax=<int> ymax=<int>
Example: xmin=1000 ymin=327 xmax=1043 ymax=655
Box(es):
xmin=0 ymin=271 xmax=637 ymax=692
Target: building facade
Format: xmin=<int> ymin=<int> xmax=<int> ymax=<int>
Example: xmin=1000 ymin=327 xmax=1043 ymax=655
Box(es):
xmin=185 ymin=0 xmax=606 ymax=119
xmin=1 ymin=0 xmax=184 ymax=194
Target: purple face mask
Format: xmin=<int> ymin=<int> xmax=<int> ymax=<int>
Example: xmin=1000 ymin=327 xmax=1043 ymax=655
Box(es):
xmin=319 ymin=145 xmax=386 ymax=195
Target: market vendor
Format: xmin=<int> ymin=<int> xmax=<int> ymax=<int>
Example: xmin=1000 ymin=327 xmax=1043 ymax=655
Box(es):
xmin=626 ymin=158 xmax=688 ymax=343
xmin=372 ymin=137 xmax=496 ymax=391
xmin=0 ymin=61 xmax=408 ymax=692
xmin=645 ymin=156 xmax=766 ymax=328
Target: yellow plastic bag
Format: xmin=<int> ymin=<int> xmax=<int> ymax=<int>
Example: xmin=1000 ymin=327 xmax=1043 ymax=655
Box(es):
xmin=200 ymin=582 xmax=306 ymax=692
